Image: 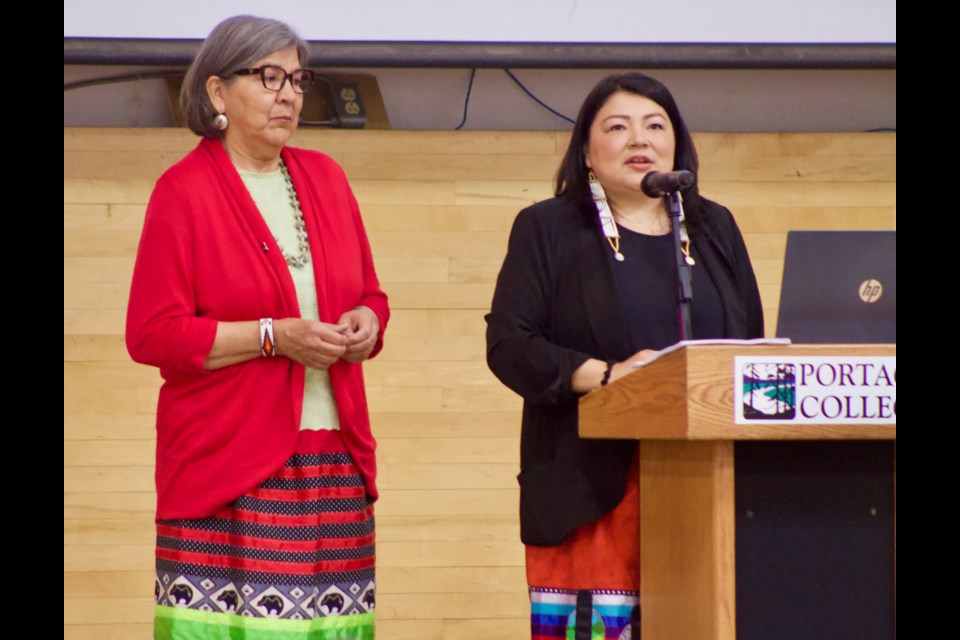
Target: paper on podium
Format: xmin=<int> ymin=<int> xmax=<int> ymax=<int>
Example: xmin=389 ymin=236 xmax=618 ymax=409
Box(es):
xmin=629 ymin=338 xmax=793 ymax=368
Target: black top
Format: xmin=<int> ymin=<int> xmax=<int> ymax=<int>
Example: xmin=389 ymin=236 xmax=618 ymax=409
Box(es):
xmin=607 ymin=226 xmax=726 ymax=351
xmin=486 ymin=195 xmax=764 ymax=546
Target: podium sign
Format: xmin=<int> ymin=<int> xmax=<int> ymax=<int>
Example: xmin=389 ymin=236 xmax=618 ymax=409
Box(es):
xmin=734 ymin=355 xmax=896 ymax=424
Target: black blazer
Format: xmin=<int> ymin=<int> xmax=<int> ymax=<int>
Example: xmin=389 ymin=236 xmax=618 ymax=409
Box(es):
xmin=486 ymin=195 xmax=763 ymax=546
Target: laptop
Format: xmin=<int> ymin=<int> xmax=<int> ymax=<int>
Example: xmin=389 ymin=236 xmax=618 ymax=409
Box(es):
xmin=775 ymin=230 xmax=896 ymax=343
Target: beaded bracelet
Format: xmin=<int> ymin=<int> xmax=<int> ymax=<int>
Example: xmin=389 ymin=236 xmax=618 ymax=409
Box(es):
xmin=601 ymin=361 xmax=615 ymax=386
xmin=259 ymin=318 xmax=276 ymax=357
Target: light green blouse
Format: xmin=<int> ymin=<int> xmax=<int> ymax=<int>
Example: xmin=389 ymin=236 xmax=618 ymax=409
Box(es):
xmin=240 ymin=168 xmax=341 ymax=431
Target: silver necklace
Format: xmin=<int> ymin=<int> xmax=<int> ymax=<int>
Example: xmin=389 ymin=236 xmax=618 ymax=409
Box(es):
xmin=277 ymin=160 xmax=310 ymax=269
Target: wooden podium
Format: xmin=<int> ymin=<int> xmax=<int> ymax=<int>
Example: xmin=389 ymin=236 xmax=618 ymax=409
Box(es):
xmin=578 ymin=344 xmax=896 ymax=640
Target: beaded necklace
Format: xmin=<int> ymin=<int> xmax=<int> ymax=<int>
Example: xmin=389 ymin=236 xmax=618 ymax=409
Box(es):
xmin=277 ymin=159 xmax=311 ymax=269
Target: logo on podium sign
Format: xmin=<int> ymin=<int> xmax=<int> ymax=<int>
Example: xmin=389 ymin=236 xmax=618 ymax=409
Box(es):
xmin=740 ymin=363 xmax=797 ymax=420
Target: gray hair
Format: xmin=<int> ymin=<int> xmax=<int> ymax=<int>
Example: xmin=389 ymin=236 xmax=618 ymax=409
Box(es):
xmin=180 ymin=15 xmax=309 ymax=139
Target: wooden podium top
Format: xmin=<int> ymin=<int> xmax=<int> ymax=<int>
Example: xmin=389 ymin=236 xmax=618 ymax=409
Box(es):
xmin=579 ymin=343 xmax=896 ymax=441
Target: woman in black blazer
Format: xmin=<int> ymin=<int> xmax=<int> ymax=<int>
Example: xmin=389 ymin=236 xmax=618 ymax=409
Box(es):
xmin=486 ymin=73 xmax=763 ymax=640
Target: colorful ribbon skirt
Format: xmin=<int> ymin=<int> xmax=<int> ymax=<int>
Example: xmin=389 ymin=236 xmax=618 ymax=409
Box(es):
xmin=526 ymin=456 xmax=639 ymax=640
xmin=154 ymin=430 xmax=375 ymax=639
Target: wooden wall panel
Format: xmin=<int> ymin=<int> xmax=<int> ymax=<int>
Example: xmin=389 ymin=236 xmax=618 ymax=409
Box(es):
xmin=64 ymin=127 xmax=895 ymax=639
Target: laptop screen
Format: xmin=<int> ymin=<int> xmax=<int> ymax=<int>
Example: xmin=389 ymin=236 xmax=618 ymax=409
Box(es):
xmin=775 ymin=230 xmax=896 ymax=343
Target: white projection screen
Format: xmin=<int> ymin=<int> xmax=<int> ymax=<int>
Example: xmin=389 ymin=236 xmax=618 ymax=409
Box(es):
xmin=64 ymin=0 xmax=895 ymax=44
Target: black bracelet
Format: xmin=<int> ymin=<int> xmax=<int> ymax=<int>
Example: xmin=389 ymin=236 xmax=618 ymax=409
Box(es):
xmin=601 ymin=361 xmax=615 ymax=386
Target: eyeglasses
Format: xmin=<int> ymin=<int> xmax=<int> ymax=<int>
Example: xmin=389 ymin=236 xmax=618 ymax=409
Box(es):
xmin=232 ymin=65 xmax=316 ymax=94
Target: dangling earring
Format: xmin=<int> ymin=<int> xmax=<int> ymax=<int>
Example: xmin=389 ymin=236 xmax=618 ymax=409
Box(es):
xmin=213 ymin=113 xmax=228 ymax=131
xmin=589 ymin=170 xmax=624 ymax=262
xmin=675 ymin=192 xmax=696 ymax=266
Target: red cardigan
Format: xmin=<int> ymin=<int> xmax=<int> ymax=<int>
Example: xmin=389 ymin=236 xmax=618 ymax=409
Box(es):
xmin=126 ymin=137 xmax=389 ymax=519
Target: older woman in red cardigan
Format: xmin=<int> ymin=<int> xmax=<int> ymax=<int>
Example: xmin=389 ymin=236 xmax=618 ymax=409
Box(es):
xmin=126 ymin=15 xmax=388 ymax=639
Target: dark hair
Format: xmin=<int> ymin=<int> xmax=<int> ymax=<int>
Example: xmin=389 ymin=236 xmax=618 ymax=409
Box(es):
xmin=180 ymin=15 xmax=309 ymax=139
xmin=555 ymin=72 xmax=701 ymax=221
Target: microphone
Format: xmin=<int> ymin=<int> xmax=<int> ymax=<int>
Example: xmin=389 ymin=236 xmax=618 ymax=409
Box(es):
xmin=641 ymin=170 xmax=696 ymax=198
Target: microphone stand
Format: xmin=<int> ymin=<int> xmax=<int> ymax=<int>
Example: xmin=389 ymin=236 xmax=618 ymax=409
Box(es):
xmin=666 ymin=191 xmax=693 ymax=340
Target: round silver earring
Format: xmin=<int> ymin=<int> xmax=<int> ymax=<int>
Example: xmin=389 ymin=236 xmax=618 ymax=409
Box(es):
xmin=213 ymin=113 xmax=228 ymax=131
